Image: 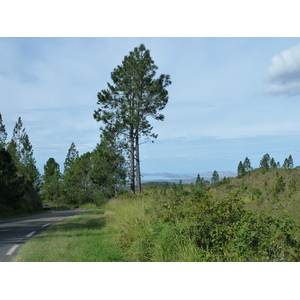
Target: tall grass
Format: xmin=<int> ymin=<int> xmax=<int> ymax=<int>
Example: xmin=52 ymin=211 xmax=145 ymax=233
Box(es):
xmin=103 ymin=187 xmax=300 ymax=262
xmin=103 ymin=191 xmax=206 ymax=262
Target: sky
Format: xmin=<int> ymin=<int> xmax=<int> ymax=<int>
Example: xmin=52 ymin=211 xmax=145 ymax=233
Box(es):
xmin=1 ymin=37 xmax=300 ymax=179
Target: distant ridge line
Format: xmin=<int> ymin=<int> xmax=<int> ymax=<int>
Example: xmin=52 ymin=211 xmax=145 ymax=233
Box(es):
xmin=141 ymin=171 xmax=237 ymax=183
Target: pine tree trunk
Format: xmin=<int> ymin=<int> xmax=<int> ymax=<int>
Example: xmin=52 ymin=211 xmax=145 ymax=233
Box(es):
xmin=130 ymin=127 xmax=135 ymax=193
xmin=135 ymin=133 xmax=141 ymax=194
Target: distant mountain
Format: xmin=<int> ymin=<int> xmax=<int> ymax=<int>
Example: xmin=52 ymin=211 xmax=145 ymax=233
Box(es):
xmin=141 ymin=171 xmax=237 ymax=183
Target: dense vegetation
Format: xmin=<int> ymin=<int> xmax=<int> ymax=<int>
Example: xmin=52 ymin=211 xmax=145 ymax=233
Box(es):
xmin=0 ymin=115 xmax=42 ymax=217
xmin=41 ymin=137 xmax=127 ymax=208
xmin=103 ymin=167 xmax=300 ymax=262
xmin=15 ymin=165 xmax=300 ymax=262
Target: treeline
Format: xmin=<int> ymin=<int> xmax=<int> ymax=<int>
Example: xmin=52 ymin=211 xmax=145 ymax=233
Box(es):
xmin=42 ymin=132 xmax=127 ymax=207
xmin=0 ymin=114 xmax=42 ymax=216
xmin=0 ymin=113 xmax=128 ymax=214
xmin=237 ymin=153 xmax=295 ymax=177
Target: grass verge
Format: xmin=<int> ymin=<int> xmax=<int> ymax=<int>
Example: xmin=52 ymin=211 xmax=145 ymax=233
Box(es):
xmin=14 ymin=209 xmax=125 ymax=262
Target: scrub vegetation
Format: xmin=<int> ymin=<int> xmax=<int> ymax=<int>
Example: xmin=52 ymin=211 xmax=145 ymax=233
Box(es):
xmin=102 ymin=175 xmax=300 ymax=262
xmin=15 ymin=164 xmax=300 ymax=262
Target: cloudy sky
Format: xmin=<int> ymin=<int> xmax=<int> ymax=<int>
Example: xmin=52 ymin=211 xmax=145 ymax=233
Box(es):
xmin=1 ymin=37 xmax=300 ymax=178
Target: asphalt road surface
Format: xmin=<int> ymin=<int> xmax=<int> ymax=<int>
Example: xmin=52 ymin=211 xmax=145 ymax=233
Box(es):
xmin=0 ymin=209 xmax=88 ymax=262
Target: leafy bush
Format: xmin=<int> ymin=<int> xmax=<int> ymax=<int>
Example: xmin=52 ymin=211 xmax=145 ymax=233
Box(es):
xmin=106 ymin=188 xmax=300 ymax=261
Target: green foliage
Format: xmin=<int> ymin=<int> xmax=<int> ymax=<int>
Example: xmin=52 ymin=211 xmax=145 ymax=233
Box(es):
xmin=260 ymin=153 xmax=270 ymax=170
xmin=0 ymin=116 xmax=42 ymax=216
xmin=42 ymin=158 xmax=61 ymax=205
xmin=94 ymin=44 xmax=171 ymax=193
xmin=250 ymin=187 xmax=262 ymax=199
xmin=243 ymin=157 xmax=252 ymax=172
xmin=11 ymin=116 xmax=25 ymax=162
xmin=195 ymin=173 xmax=206 ymax=188
xmin=58 ymin=136 xmax=127 ymax=206
xmin=237 ymin=161 xmax=245 ymax=177
xmin=273 ymin=176 xmax=286 ymax=195
xmin=90 ymin=132 xmax=127 ymax=199
xmin=19 ymin=132 xmax=41 ymax=192
xmin=283 ymin=155 xmax=294 ymax=169
xmin=270 ymin=157 xmax=277 ymax=169
xmin=63 ymin=142 xmax=79 ymax=173
xmin=211 ymin=170 xmax=220 ymax=183
xmin=61 ymin=152 xmax=94 ymax=205
xmin=0 ymin=148 xmax=24 ymax=210
xmin=103 ymin=188 xmax=300 ymax=262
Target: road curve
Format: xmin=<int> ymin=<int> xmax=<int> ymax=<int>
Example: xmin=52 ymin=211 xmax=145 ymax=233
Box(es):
xmin=0 ymin=209 xmax=88 ymax=262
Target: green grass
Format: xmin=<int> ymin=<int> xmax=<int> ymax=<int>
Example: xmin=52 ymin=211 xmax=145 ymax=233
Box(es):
xmin=14 ymin=209 xmax=125 ymax=262
xmin=102 ymin=192 xmax=209 ymax=262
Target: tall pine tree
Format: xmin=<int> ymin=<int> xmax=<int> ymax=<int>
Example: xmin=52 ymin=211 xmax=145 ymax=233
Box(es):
xmin=94 ymin=44 xmax=171 ymax=193
xmin=64 ymin=142 xmax=79 ymax=173
xmin=61 ymin=142 xmax=80 ymax=204
xmin=20 ymin=132 xmax=41 ymax=192
xmin=42 ymin=158 xmax=61 ymax=205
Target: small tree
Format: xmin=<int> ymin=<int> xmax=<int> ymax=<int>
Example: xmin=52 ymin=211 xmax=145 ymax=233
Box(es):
xmin=211 ymin=170 xmax=220 ymax=184
xmin=195 ymin=173 xmax=206 ymax=188
xmin=260 ymin=153 xmax=271 ymax=170
xmin=20 ymin=133 xmax=41 ymax=192
xmin=64 ymin=152 xmax=95 ymax=205
xmin=42 ymin=158 xmax=61 ymax=205
xmin=12 ymin=117 xmax=26 ymax=161
xmin=237 ymin=161 xmax=246 ymax=177
xmin=243 ymin=157 xmax=252 ymax=172
xmin=270 ymin=157 xmax=277 ymax=169
xmin=61 ymin=143 xmax=80 ymax=204
xmin=283 ymin=155 xmax=294 ymax=169
xmin=90 ymin=132 xmax=127 ymax=199
xmin=64 ymin=142 xmax=79 ymax=173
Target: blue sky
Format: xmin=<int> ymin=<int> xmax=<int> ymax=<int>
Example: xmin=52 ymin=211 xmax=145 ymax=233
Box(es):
xmin=1 ymin=37 xmax=300 ymax=178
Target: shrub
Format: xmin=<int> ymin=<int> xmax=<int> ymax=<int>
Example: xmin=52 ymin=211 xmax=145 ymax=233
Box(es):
xmin=105 ymin=188 xmax=300 ymax=261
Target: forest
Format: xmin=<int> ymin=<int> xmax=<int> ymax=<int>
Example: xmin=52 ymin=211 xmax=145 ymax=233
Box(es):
xmin=0 ymin=114 xmax=127 ymax=217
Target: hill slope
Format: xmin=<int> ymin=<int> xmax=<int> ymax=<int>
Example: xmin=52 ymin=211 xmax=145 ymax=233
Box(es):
xmin=210 ymin=167 xmax=300 ymax=224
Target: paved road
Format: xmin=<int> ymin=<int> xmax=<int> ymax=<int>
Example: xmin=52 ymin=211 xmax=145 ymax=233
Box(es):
xmin=0 ymin=209 xmax=88 ymax=262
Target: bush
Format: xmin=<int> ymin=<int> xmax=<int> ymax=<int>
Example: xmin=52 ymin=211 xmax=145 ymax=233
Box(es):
xmin=104 ymin=188 xmax=300 ymax=261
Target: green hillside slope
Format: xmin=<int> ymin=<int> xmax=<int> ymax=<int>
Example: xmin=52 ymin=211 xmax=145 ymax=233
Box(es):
xmin=210 ymin=167 xmax=300 ymax=224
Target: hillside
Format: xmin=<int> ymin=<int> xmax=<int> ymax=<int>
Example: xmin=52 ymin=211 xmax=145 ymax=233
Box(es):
xmin=210 ymin=167 xmax=300 ymax=225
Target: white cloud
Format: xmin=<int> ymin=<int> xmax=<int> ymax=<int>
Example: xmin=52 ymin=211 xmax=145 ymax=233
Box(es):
xmin=263 ymin=43 xmax=300 ymax=96
xmin=262 ymin=81 xmax=300 ymax=96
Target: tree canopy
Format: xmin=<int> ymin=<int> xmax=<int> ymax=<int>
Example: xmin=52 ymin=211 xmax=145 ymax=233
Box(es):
xmin=94 ymin=44 xmax=171 ymax=193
